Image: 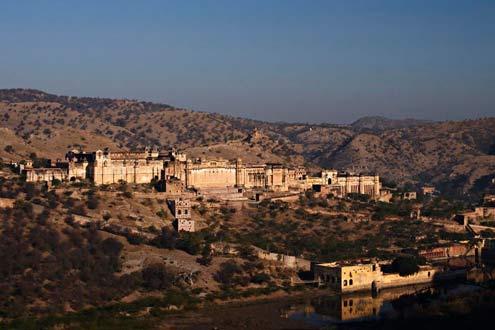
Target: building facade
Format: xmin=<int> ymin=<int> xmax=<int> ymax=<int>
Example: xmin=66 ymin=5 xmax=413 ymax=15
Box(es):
xmin=26 ymin=148 xmax=381 ymax=199
xmin=315 ymin=260 xmax=438 ymax=293
xmin=315 ymin=170 xmax=381 ymax=198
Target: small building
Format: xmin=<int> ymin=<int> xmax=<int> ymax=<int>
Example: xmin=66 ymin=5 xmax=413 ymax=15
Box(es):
xmin=23 ymin=167 xmax=67 ymax=183
xmin=164 ymin=178 xmax=185 ymax=194
xmin=455 ymin=207 xmax=495 ymax=225
xmin=402 ymin=191 xmax=417 ymax=200
xmin=169 ymin=198 xmax=191 ymax=219
xmin=177 ymin=218 xmax=195 ymax=232
xmin=315 ymin=260 xmax=381 ymax=292
xmin=169 ymin=198 xmax=195 ymax=232
xmin=410 ymin=206 xmax=421 ymax=220
xmin=315 ymin=260 xmax=439 ymax=293
xmin=474 ymin=206 xmax=495 ymax=219
xmin=421 ymin=185 xmax=435 ymax=196
xmin=378 ymin=189 xmax=393 ymax=203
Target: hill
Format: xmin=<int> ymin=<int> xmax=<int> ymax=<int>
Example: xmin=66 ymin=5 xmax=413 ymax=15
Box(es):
xmin=350 ymin=116 xmax=434 ymax=131
xmin=1 ymin=88 xmax=494 ymax=195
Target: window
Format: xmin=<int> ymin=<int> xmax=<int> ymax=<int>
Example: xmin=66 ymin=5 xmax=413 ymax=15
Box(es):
xmin=349 ymin=299 xmax=353 ymax=306
xmin=372 ymin=265 xmax=376 ymax=272
xmin=178 ymin=210 xmax=182 ymax=215
xmin=185 ymin=209 xmax=188 ymax=215
xmin=428 ymin=272 xmax=431 ymax=277
xmin=343 ymin=300 xmax=347 ymax=307
xmin=349 ymin=279 xmax=353 ymax=286
xmin=343 ymin=280 xmax=347 ymax=286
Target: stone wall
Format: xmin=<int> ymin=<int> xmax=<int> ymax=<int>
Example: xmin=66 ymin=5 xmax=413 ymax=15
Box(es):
xmin=24 ymin=168 xmax=67 ymax=183
xmin=255 ymin=249 xmax=311 ymax=270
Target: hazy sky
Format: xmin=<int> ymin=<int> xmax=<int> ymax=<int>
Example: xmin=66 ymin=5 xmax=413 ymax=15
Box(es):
xmin=1 ymin=0 xmax=494 ymax=123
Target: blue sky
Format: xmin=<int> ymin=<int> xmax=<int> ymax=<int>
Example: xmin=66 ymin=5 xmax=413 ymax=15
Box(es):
xmin=0 ymin=0 xmax=494 ymax=123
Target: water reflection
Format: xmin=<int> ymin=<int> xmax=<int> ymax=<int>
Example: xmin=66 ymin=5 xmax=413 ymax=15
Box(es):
xmin=281 ymin=283 xmax=480 ymax=326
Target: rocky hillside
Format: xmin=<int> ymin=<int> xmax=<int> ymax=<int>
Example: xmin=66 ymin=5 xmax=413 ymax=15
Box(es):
xmin=1 ymin=89 xmax=494 ymax=194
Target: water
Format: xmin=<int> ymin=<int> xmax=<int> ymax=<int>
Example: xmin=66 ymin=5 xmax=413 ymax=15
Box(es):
xmin=281 ymin=282 xmax=481 ymax=327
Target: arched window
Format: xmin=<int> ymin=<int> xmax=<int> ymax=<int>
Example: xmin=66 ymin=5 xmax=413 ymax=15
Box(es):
xmin=349 ymin=279 xmax=353 ymax=286
xmin=178 ymin=210 xmax=182 ymax=215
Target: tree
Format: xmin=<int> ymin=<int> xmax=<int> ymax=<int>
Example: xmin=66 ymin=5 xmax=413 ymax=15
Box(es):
xmin=391 ymin=256 xmax=425 ymax=276
xmin=142 ymin=263 xmax=174 ymax=290
xmin=214 ymin=261 xmax=243 ymax=287
xmin=4 ymin=145 xmax=14 ymax=153
xmin=197 ymin=245 xmax=213 ymax=266
xmin=86 ymin=190 xmax=99 ymax=209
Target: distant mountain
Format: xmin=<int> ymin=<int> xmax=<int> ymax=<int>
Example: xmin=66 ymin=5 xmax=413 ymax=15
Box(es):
xmin=1 ymin=88 xmax=494 ymax=196
xmin=351 ymin=116 xmax=434 ymax=131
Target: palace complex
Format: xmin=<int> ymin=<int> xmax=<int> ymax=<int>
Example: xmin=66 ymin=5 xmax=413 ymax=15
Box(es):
xmin=22 ymin=148 xmax=382 ymax=198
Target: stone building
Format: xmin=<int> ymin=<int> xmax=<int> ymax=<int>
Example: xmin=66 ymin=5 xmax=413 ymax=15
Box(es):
xmin=23 ymin=167 xmax=67 ymax=183
xmin=64 ymin=148 xmax=163 ymax=185
xmin=175 ymin=157 xmax=304 ymax=192
xmin=28 ymin=148 xmax=381 ymax=199
xmin=91 ymin=149 xmax=163 ymax=185
xmin=474 ymin=206 xmax=495 ymax=219
xmin=169 ymin=198 xmax=191 ymax=219
xmin=312 ymin=170 xmax=381 ymax=199
xmin=315 ymin=260 xmax=382 ymax=292
xmin=401 ymin=191 xmax=417 ymax=200
xmin=315 ymin=260 xmax=438 ymax=293
xmin=168 ymin=198 xmax=195 ymax=232
xmin=164 ymin=178 xmax=185 ymax=194
xmin=177 ymin=218 xmax=195 ymax=232
xmin=420 ymin=185 xmax=436 ymax=196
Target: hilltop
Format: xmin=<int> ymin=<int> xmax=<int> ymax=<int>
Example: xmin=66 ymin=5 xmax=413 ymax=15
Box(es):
xmin=1 ymin=88 xmax=494 ymax=195
xmin=350 ymin=116 xmax=434 ymax=131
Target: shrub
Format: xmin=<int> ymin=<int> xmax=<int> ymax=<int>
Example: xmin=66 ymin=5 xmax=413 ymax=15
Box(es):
xmin=391 ymin=256 xmax=425 ymax=276
xmin=156 ymin=208 xmax=167 ymax=219
xmin=123 ymin=191 xmax=133 ymax=198
xmin=142 ymin=263 xmax=174 ymax=290
xmin=214 ymin=261 xmax=243 ymax=287
xmin=4 ymin=145 xmax=14 ymax=153
xmin=250 ymin=273 xmax=270 ymax=284
xmin=196 ymin=245 xmax=213 ymax=266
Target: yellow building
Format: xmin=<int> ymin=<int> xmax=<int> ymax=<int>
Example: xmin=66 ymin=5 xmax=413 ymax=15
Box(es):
xmin=315 ymin=260 xmax=438 ymax=293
